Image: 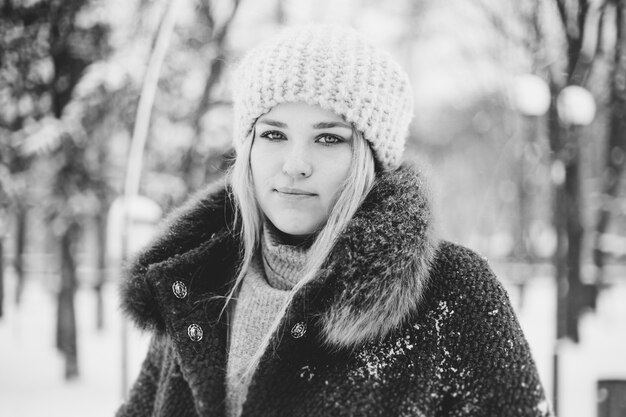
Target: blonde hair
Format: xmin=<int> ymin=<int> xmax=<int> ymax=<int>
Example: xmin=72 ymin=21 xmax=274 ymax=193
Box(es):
xmin=224 ymin=125 xmax=376 ymax=379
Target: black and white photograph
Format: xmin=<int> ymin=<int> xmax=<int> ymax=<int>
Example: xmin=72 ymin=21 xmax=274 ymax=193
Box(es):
xmin=1 ymin=0 xmax=625 ymax=416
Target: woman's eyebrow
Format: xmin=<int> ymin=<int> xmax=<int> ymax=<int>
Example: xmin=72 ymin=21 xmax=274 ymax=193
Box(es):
xmin=257 ymin=119 xmax=287 ymax=128
xmin=313 ymin=121 xmax=351 ymax=129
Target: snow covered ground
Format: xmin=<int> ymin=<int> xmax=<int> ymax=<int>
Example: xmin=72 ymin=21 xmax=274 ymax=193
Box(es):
xmin=499 ymin=268 xmax=626 ymax=417
xmin=0 ymin=275 xmax=150 ymax=417
xmin=1 ymin=267 xmax=625 ymax=417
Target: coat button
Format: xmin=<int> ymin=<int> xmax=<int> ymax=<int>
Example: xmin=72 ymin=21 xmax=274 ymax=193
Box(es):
xmin=290 ymin=322 xmax=307 ymax=339
xmin=187 ymin=324 xmax=203 ymax=342
xmin=172 ymin=281 xmax=188 ymax=299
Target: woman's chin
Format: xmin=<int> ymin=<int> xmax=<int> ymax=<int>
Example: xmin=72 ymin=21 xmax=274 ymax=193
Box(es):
xmin=266 ymin=211 xmax=322 ymax=237
xmin=273 ymin=223 xmax=316 ymax=238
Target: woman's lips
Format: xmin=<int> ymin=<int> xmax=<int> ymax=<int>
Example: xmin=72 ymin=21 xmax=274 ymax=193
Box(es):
xmin=274 ymin=187 xmax=316 ymax=196
xmin=274 ymin=187 xmax=317 ymax=200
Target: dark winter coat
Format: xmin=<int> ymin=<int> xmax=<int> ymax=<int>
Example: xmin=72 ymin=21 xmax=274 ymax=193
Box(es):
xmin=116 ymin=166 xmax=552 ymax=417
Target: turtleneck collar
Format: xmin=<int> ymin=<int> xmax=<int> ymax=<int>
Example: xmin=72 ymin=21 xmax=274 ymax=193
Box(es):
xmin=260 ymin=223 xmax=310 ymax=291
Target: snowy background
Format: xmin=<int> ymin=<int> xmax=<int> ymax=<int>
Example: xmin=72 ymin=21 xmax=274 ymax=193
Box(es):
xmin=2 ymin=0 xmax=626 ymax=416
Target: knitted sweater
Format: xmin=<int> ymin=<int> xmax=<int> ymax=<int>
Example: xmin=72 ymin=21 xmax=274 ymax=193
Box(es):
xmin=116 ymin=166 xmax=553 ymax=417
xmin=226 ymin=229 xmax=308 ymax=417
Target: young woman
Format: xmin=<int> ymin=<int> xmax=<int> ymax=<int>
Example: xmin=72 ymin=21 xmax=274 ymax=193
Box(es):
xmin=117 ymin=25 xmax=552 ymax=417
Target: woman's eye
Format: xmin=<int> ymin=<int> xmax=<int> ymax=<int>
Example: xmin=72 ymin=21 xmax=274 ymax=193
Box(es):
xmin=260 ymin=131 xmax=286 ymax=141
xmin=317 ymin=134 xmax=343 ymax=145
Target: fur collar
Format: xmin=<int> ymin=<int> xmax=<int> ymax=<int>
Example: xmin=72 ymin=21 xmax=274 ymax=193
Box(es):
xmin=121 ymin=165 xmax=438 ymax=350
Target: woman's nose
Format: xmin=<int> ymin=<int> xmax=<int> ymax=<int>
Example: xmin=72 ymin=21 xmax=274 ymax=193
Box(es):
xmin=282 ymin=146 xmax=312 ymax=178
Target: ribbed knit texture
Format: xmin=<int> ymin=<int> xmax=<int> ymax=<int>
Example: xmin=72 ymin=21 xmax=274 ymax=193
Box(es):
xmin=261 ymin=224 xmax=309 ymax=290
xmin=225 ymin=228 xmax=308 ymax=417
xmin=232 ymin=25 xmax=414 ymax=171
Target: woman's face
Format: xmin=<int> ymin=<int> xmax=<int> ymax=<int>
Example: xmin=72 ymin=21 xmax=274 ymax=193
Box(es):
xmin=250 ymin=102 xmax=353 ymax=238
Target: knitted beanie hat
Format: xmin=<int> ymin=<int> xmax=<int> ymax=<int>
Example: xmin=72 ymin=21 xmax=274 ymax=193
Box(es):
xmin=231 ymin=25 xmax=414 ymax=171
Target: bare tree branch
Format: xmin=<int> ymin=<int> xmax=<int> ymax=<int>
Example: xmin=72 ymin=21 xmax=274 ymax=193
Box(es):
xmin=570 ymin=0 xmax=608 ymax=85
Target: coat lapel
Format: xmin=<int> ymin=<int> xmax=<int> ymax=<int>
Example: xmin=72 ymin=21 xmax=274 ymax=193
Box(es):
xmin=121 ymin=180 xmax=241 ymax=416
xmin=140 ymin=230 xmax=237 ymax=415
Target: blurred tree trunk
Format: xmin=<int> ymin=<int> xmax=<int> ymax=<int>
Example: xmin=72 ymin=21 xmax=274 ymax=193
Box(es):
xmin=551 ymin=0 xmax=605 ymax=344
xmin=593 ymin=0 xmax=626 ymax=282
xmin=512 ymin=118 xmax=539 ymax=263
xmin=550 ymin=0 xmax=606 ymax=412
xmin=0 ymin=235 xmax=4 ymax=318
xmin=550 ymin=0 xmax=583 ymax=345
xmin=547 ymin=102 xmax=571 ymax=337
xmin=93 ymin=108 xmax=111 ymax=330
xmin=559 ymin=125 xmax=586 ymax=341
xmin=56 ymin=221 xmax=80 ymax=379
xmin=14 ymin=205 xmax=26 ymax=305
xmin=181 ymin=0 xmax=241 ymax=190
xmin=47 ymin=0 xmax=106 ymax=379
xmin=94 ymin=211 xmax=107 ymax=330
